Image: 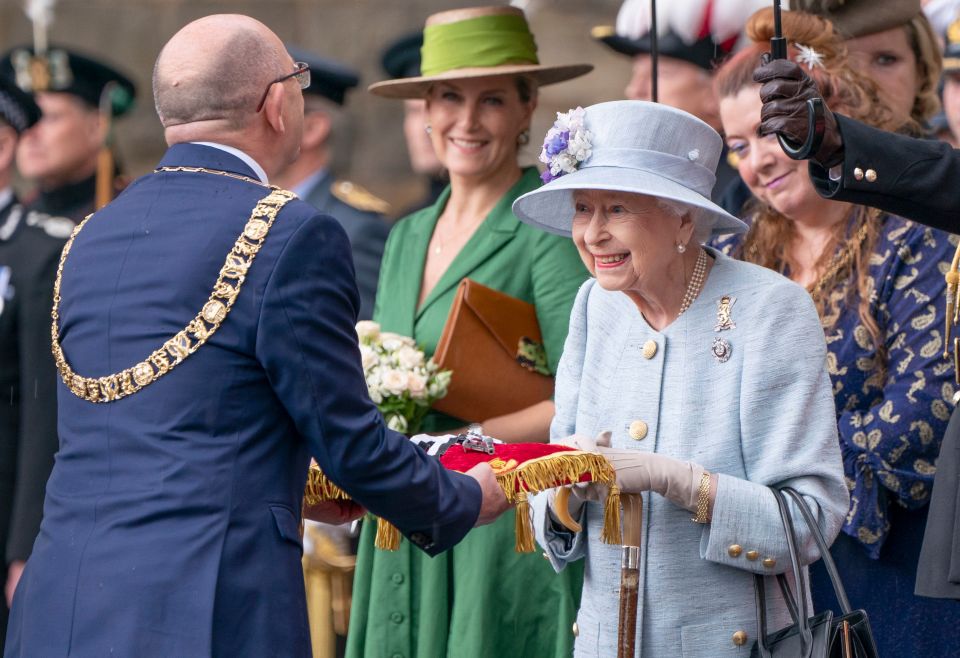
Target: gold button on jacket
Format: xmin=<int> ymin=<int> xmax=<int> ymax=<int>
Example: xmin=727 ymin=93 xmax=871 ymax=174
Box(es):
xmin=572 ymin=622 xmax=579 ymax=637
xmin=865 ymin=169 xmax=877 ymax=183
xmin=629 ymin=420 xmax=648 ymax=440
xmin=732 ymin=630 xmax=748 ymax=646
xmin=745 ymin=550 xmax=759 ymax=561
xmin=728 ymin=544 xmax=743 ymax=558
xmin=762 ymin=557 xmax=776 ymax=568
xmin=853 ymin=167 xmax=864 ymax=181
xmin=642 ymin=340 xmax=658 ymax=359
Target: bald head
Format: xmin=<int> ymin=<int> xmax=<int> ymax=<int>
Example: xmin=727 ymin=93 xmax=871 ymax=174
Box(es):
xmin=153 ymin=15 xmax=290 ymax=128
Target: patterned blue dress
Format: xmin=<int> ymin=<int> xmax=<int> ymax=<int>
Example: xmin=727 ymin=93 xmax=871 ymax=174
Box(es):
xmin=716 ymin=213 xmax=960 ymax=655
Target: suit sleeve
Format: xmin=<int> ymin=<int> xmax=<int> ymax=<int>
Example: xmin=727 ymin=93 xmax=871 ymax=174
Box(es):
xmin=256 ymin=212 xmax=481 ymax=556
xmin=700 ymin=283 xmax=850 ymax=574
xmin=7 ymin=240 xmax=63 ymax=563
xmin=810 ymin=115 xmax=960 ymax=234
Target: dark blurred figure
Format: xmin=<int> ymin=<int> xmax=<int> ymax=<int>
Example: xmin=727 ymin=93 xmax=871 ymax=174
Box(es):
xmin=592 ymin=0 xmax=768 ymax=214
xmin=0 ymin=46 xmax=135 ymax=222
xmin=380 ymin=32 xmax=446 ymax=215
xmin=941 ymin=15 xmax=960 ymax=145
xmin=273 ymin=46 xmax=390 ymax=321
xmin=0 ymin=75 xmax=61 ymax=648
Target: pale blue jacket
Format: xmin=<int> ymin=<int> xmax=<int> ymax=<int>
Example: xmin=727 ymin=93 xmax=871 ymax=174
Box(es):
xmin=534 ymin=249 xmax=849 ymax=657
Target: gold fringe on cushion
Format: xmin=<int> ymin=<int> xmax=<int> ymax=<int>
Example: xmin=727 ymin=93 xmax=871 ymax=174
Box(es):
xmin=304 ymin=451 xmax=619 ymax=552
xmin=514 ymin=491 xmax=535 ymax=553
xmin=374 ymin=518 xmax=401 ymax=551
xmin=600 ymin=484 xmax=622 ymax=545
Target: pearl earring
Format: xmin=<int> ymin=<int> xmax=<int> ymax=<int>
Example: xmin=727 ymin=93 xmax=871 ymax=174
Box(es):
xmin=424 ymin=124 xmax=432 ymax=134
xmin=677 ymin=242 xmax=686 ymax=254
xmin=517 ymin=129 xmax=530 ymax=146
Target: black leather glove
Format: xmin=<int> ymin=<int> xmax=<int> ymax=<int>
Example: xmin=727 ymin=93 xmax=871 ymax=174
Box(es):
xmin=753 ymin=58 xmax=844 ymax=168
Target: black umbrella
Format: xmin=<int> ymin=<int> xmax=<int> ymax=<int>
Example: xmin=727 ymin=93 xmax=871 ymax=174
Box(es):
xmin=770 ymin=0 xmax=825 ymax=159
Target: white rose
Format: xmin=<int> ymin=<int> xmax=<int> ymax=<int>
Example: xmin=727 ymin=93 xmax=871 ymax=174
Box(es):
xmin=380 ymin=332 xmax=416 ymax=353
xmin=367 ymin=383 xmax=383 ymax=404
xmin=380 ymin=369 xmax=408 ymax=396
xmin=355 ymin=320 xmax=380 ymax=342
xmin=428 ymin=370 xmax=452 ymax=398
xmin=407 ymin=372 xmax=427 ymax=399
xmin=386 ymin=413 xmax=408 ymax=433
xmin=359 ymin=345 xmax=377 ymax=371
xmin=397 ymin=346 xmax=424 ymax=370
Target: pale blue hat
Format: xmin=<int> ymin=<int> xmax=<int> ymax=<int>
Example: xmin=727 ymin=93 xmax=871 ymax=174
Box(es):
xmin=512 ymin=100 xmax=747 ymax=237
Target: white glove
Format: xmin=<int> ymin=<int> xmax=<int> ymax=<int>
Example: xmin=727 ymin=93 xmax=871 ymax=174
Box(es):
xmin=597 ymin=447 xmax=706 ymax=513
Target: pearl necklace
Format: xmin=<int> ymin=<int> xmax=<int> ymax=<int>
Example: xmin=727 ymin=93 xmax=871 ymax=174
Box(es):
xmin=678 ymin=248 xmax=708 ymax=317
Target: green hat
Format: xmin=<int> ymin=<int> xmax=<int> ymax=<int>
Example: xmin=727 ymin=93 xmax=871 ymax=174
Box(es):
xmin=368 ymin=6 xmax=592 ymax=99
xmin=791 ymin=0 xmax=922 ymax=38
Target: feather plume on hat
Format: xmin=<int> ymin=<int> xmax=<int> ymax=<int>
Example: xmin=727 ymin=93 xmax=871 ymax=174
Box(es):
xmin=615 ymin=0 xmax=772 ymax=49
xmin=24 ymin=0 xmax=57 ymax=55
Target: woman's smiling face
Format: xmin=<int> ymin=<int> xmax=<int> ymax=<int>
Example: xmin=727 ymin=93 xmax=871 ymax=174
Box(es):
xmin=719 ymin=85 xmax=822 ymax=221
xmin=425 ymin=76 xmax=534 ymax=180
xmin=570 ymin=189 xmax=691 ymax=295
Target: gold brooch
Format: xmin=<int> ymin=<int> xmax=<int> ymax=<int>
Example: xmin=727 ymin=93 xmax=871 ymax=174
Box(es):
xmin=715 ymin=295 xmax=736 ymax=332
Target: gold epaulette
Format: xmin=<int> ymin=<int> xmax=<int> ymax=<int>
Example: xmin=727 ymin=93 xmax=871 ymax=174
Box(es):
xmin=331 ymin=180 xmax=391 ymax=215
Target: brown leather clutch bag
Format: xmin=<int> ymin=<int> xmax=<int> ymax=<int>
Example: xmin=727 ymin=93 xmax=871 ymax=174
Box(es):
xmin=432 ymin=279 xmax=554 ymax=421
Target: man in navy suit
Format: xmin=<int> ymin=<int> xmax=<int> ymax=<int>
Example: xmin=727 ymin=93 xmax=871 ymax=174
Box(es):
xmin=4 ymin=14 xmax=506 ymax=657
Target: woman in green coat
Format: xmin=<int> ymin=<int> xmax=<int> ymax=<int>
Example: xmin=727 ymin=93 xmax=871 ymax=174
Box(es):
xmin=346 ymin=6 xmax=591 ymax=658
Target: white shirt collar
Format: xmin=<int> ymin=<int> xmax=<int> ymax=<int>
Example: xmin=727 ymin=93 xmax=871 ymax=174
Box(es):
xmin=191 ymin=142 xmax=269 ymax=184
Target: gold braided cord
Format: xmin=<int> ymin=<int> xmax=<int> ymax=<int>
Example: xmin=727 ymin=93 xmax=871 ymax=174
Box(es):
xmin=51 ymin=170 xmax=296 ymax=403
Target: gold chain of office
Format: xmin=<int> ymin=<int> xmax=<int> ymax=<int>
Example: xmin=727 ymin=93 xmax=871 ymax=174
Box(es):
xmin=50 ymin=167 xmax=296 ymax=403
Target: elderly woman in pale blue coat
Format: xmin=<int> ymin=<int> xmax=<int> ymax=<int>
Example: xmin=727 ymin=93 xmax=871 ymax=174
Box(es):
xmin=512 ymin=101 xmax=849 ymax=657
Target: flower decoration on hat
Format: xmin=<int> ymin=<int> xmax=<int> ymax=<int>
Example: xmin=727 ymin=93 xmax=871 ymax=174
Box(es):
xmin=795 ymin=43 xmax=825 ymax=70
xmin=539 ymin=106 xmax=593 ymax=184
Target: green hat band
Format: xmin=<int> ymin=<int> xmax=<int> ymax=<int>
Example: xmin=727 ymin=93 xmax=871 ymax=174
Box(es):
xmin=421 ymin=14 xmax=539 ymax=77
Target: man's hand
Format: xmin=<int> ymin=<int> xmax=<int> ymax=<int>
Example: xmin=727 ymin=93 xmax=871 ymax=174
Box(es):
xmin=753 ymin=58 xmax=844 ymax=167
xmin=303 ymin=500 xmax=366 ymax=525
xmin=467 ymin=462 xmax=510 ymax=526
xmin=6 ymin=559 xmax=25 ymax=608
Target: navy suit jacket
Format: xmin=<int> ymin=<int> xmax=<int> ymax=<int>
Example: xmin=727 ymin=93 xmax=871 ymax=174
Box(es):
xmin=4 ymin=144 xmax=480 ymax=657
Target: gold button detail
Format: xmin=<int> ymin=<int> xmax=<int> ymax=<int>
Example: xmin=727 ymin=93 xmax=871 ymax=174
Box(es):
xmin=746 ymin=550 xmax=759 ymax=561
xmin=865 ymin=168 xmax=877 ymax=183
xmin=732 ymin=630 xmax=748 ymax=646
xmin=763 ymin=557 xmax=776 ymax=568
xmin=853 ymin=167 xmax=864 ymax=181
xmin=629 ymin=420 xmax=648 ymax=440
xmin=642 ymin=340 xmax=658 ymax=359
xmin=572 ymin=622 xmax=579 ymax=637
xmin=728 ymin=544 xmax=743 ymax=558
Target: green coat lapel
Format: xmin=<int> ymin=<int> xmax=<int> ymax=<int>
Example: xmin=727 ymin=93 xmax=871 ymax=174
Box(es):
xmin=416 ymin=168 xmax=539 ymax=319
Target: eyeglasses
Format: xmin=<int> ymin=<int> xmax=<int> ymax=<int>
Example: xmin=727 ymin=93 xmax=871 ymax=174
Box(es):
xmin=256 ymin=61 xmax=311 ymax=112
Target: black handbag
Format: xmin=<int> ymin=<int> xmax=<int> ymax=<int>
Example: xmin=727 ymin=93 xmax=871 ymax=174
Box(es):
xmin=751 ymin=487 xmax=879 ymax=658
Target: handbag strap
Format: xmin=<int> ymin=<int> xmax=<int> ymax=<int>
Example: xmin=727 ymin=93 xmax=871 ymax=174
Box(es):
xmin=754 ymin=487 xmax=814 ymax=657
xmin=780 ymin=486 xmax=853 ymax=614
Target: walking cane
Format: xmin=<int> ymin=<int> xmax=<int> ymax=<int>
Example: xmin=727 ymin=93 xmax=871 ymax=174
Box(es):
xmin=769 ymin=0 xmax=825 ymax=159
xmin=617 ymin=493 xmax=642 ymax=658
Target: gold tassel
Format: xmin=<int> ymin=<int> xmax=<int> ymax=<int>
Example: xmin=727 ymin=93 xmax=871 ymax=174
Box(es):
xmin=600 ymin=484 xmax=622 ymax=545
xmin=304 ymin=464 xmax=349 ymax=505
xmin=374 ymin=518 xmax=401 ymax=550
xmin=514 ymin=491 xmax=535 ymax=553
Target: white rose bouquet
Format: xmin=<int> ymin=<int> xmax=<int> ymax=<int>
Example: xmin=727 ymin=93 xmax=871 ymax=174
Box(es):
xmin=355 ymin=320 xmax=452 ymax=434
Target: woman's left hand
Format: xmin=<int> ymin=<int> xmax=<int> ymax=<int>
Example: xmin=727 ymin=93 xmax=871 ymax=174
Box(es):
xmin=598 ymin=447 xmax=707 ymax=514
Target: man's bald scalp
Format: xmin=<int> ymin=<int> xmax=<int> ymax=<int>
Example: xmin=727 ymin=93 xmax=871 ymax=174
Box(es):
xmin=153 ymin=18 xmax=287 ymax=128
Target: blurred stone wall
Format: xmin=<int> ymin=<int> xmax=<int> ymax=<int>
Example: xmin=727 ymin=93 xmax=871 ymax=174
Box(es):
xmin=0 ymin=0 xmax=630 ymax=215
